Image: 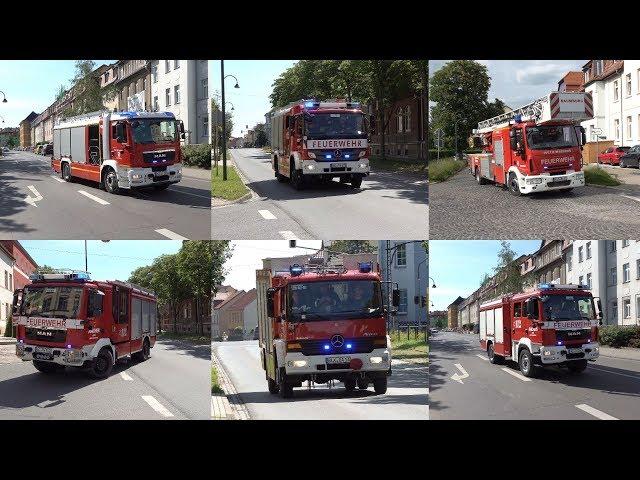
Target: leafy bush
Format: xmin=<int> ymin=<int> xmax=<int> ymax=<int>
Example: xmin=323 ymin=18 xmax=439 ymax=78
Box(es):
xmin=584 ymin=166 xmax=620 ymax=186
xmin=182 ymin=143 xmax=211 ymax=169
xmin=4 ymin=316 xmax=13 ymax=337
xmin=429 ymin=157 xmax=467 ymax=182
xmin=599 ymin=325 xmax=640 ymax=348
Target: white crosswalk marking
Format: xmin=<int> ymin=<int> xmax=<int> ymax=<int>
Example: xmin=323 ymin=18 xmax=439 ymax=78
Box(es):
xmin=155 ymin=228 xmax=189 ymax=240
xmin=279 ymin=230 xmax=298 ymax=240
xmin=575 ymin=404 xmax=618 ymax=420
xmin=141 ymin=395 xmax=174 ymax=418
xmin=258 ymin=209 xmax=277 ymax=220
xmin=78 ymin=190 xmax=110 ymax=205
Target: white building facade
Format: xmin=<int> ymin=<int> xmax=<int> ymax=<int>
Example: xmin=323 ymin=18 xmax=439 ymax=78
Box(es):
xmin=0 ymin=247 xmax=15 ymax=336
xmin=150 ymin=60 xmax=210 ymax=145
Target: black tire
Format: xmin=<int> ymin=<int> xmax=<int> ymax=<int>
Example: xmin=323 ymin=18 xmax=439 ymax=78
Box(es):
xmin=278 ymin=369 xmax=293 ymax=398
xmin=475 ymin=168 xmax=486 ymax=185
xmin=33 ymin=360 xmax=62 ymax=374
xmin=103 ymin=168 xmax=120 ymax=194
xmin=508 ymin=172 xmax=522 ymax=196
xmin=289 ymin=160 xmax=304 ymax=190
xmin=373 ymin=377 xmax=388 ymax=395
xmin=567 ymin=360 xmax=587 ymax=374
xmin=518 ymin=349 xmax=535 ymax=378
xmin=62 ymin=163 xmax=72 ymax=182
xmin=344 ymin=377 xmax=357 ymax=392
xmin=350 ymin=177 xmax=363 ymax=189
xmin=488 ymin=343 xmax=504 ymax=364
xmin=267 ymin=377 xmax=280 ymax=394
xmin=91 ymin=348 xmax=114 ymax=379
xmin=153 ymin=184 xmax=170 ymax=191
xmin=133 ymin=338 xmax=151 ymax=362
xmin=357 ymin=378 xmax=369 ymax=390
xmin=274 ymin=158 xmax=286 ymax=182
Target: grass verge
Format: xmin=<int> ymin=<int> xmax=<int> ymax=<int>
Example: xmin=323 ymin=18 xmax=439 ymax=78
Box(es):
xmin=428 ymin=157 xmax=466 ymax=182
xmin=584 ymin=165 xmax=621 ymax=186
xmin=390 ymin=334 xmax=428 ymax=363
xmin=157 ymin=331 xmax=211 ymax=345
xmin=211 ymin=366 xmax=224 ymax=394
xmin=369 ymin=155 xmax=427 ymax=176
xmin=212 ymin=164 xmax=249 ymax=200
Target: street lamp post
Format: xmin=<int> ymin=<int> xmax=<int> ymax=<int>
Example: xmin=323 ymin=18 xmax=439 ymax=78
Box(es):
xmin=220 ymin=61 xmax=239 ymax=181
xmin=0 ymin=90 xmax=7 ymax=103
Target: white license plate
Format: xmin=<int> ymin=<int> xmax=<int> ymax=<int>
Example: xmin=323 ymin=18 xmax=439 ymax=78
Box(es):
xmin=34 ymin=346 xmax=53 ymax=354
xmin=568 ymin=348 xmax=583 ymax=354
xmin=332 ymin=163 xmax=346 ymax=168
xmin=326 ymin=356 xmax=351 ymax=364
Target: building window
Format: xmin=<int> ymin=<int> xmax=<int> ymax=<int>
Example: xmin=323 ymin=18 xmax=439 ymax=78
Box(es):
xmin=628 ymin=116 xmax=633 ymax=139
xmin=610 ymin=267 xmax=617 ymax=285
xmin=395 ymin=244 xmax=407 ymax=267
xmin=153 ymin=96 xmax=158 ymax=111
xmin=614 ymin=118 xmax=620 ymax=140
xmin=622 ymin=239 xmax=630 ymax=248
xmin=174 ymin=85 xmax=180 ymax=104
xmin=567 ymin=252 xmax=572 ymax=271
xmin=626 ymin=73 xmax=632 ymax=96
xmin=623 ymin=297 xmax=631 ymax=319
xmin=595 ymin=60 xmax=603 ymax=76
xmin=636 ymin=296 xmax=640 ymax=320
xmin=174 ymin=60 xmax=180 ymax=69
xmin=202 ymin=78 xmax=208 ymax=99
xmin=142 ymin=77 xmax=146 ymax=91
xmin=152 ymin=64 xmax=158 ymax=83
xmin=203 ymin=116 xmax=209 ymax=135
xmin=3 ymin=271 xmax=7 ymax=289
xmin=579 ymin=275 xmax=584 ymax=286
xmin=586 ymin=241 xmax=592 ymax=259
xmin=165 ymin=60 xmax=170 ymax=73
xmin=624 ymin=263 xmax=631 ymax=283
xmin=165 ymin=88 xmax=171 ymax=107
xmin=578 ymin=245 xmax=583 ymax=263
xmin=611 ymin=300 xmax=618 ymax=322
xmin=610 ymin=240 xmax=617 ymax=252
xmin=587 ymin=272 xmax=592 ymax=289
xmin=398 ymin=289 xmax=408 ymax=314
xmin=614 ymin=80 xmax=619 ymax=101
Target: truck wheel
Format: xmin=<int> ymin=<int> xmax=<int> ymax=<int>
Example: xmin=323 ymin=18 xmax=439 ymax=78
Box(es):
xmin=62 ymin=163 xmax=73 ymax=182
xmin=344 ymin=377 xmax=357 ymax=392
xmin=475 ymin=168 xmax=486 ymax=185
xmin=274 ymin=159 xmax=286 ymax=182
xmin=487 ymin=343 xmax=504 ymax=364
xmin=357 ymin=378 xmax=369 ymax=390
xmin=103 ymin=168 xmax=120 ymax=194
xmin=373 ymin=377 xmax=388 ymax=395
xmin=350 ymin=177 xmax=363 ymax=189
xmin=567 ymin=360 xmax=587 ymax=374
xmin=278 ymin=369 xmax=293 ymax=398
xmin=133 ymin=338 xmax=151 ymax=362
xmin=508 ymin=173 xmax=522 ymax=196
xmin=33 ymin=360 xmax=63 ymax=374
xmin=290 ymin=160 xmax=304 ymax=190
xmin=267 ymin=378 xmax=280 ymax=394
xmin=518 ymin=349 xmax=535 ymax=378
xmin=91 ymin=348 xmax=114 ymax=379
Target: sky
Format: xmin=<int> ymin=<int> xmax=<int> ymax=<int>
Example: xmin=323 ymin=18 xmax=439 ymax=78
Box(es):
xmin=20 ymin=240 xmax=181 ymax=282
xmin=429 ymin=240 xmax=541 ymax=311
xmin=222 ymin=240 xmax=323 ymax=291
xmin=209 ymin=60 xmax=297 ymax=137
xmin=0 ymin=60 xmax=114 ymax=128
xmin=429 ymin=60 xmax=586 ymax=109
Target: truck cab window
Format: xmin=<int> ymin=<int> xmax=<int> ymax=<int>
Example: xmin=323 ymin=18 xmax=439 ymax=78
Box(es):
xmin=513 ymin=302 xmax=521 ymax=317
xmin=87 ymin=290 xmax=104 ymax=317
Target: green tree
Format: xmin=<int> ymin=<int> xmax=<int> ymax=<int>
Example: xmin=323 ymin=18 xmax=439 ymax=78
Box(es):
xmin=177 ymin=241 xmax=213 ymax=335
xmin=63 ymin=60 xmax=115 ymax=117
xmin=35 ymin=265 xmax=57 ymax=274
xmin=329 ymin=241 xmax=378 ymax=256
xmin=6 ymin=136 xmax=18 ymax=149
xmin=55 ymin=84 xmax=67 ymax=102
xmin=211 ymin=96 xmax=234 ymax=163
xmin=127 ymin=265 xmax=154 ymax=289
xmin=148 ymin=254 xmax=189 ymax=334
xmin=493 ymin=241 xmax=523 ymax=296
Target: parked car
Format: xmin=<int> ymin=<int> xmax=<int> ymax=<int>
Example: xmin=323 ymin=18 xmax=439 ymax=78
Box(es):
xmin=598 ymin=146 xmax=631 ymax=165
xmin=252 ymin=327 xmax=259 ymax=340
xmin=39 ymin=143 xmax=51 ymax=155
xmin=618 ymin=144 xmax=640 ymax=168
xmin=42 ymin=144 xmax=53 ymax=156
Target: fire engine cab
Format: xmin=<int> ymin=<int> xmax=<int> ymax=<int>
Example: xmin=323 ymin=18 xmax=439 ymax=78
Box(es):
xmin=256 ymin=260 xmax=397 ymax=398
xmin=12 ymin=271 xmax=157 ymax=378
xmin=468 ymin=92 xmax=593 ymax=196
xmin=270 ymin=99 xmax=370 ymax=190
xmin=479 ymin=283 xmax=602 ymax=377
xmin=52 ymin=110 xmax=185 ymax=194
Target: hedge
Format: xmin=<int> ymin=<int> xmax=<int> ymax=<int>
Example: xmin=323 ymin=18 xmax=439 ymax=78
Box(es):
xmin=599 ymin=325 xmax=640 ymax=348
xmin=182 ymin=143 xmax=211 ymax=169
xmin=428 ymin=148 xmax=482 ymax=160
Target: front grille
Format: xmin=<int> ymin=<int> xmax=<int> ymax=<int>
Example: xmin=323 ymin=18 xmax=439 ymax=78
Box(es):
xmin=300 ymin=338 xmax=378 ymax=356
xmin=315 ymin=149 xmax=362 ymax=162
xmin=25 ymin=328 xmax=66 ymax=343
xmin=548 ymin=180 xmax=571 ymax=187
xmin=142 ymin=150 xmax=176 ymax=164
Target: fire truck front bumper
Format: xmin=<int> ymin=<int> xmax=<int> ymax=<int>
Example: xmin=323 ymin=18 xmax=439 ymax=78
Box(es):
xmin=300 ymin=158 xmax=370 ymax=176
xmin=16 ymin=341 xmax=92 ymax=367
xmin=283 ymin=348 xmax=391 ymax=375
xmin=538 ymin=341 xmax=599 ymax=365
xmin=518 ymin=170 xmax=584 ymax=194
xmin=117 ymin=165 xmax=182 ymax=189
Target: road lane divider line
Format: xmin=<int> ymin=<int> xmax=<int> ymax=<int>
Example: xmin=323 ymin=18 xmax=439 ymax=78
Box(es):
xmin=589 ymin=366 xmax=640 ymax=380
xmin=279 ymin=230 xmax=298 ymax=240
xmin=155 ymin=228 xmax=189 ymax=240
xmin=120 ymin=372 xmax=133 ymax=381
xmin=575 ymin=403 xmax=618 ymax=420
xmin=501 ymin=368 xmax=532 ymax=382
xmin=258 ymin=209 xmax=277 ymax=220
xmin=475 ymin=354 xmax=489 ymax=361
xmin=620 ymin=194 xmax=640 ymax=203
xmin=50 ymin=175 xmax=65 ymax=183
xmin=141 ymin=395 xmax=174 ymax=418
xmin=78 ymin=190 xmax=110 ymax=205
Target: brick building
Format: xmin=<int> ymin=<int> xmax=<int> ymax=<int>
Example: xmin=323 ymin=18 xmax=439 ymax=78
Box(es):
xmin=0 ymin=241 xmax=38 ymax=290
xmin=158 ymin=294 xmax=212 ymax=335
xmin=558 ymin=71 xmax=584 ymax=92
xmin=19 ymin=112 xmax=38 ymax=147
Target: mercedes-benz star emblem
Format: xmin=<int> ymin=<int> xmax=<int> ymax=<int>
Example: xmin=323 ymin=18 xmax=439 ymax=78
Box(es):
xmin=330 ymin=334 xmax=345 ymax=347
xmin=334 ymin=149 xmax=342 ymax=158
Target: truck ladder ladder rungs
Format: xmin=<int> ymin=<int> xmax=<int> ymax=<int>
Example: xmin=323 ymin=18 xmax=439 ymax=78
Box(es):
xmin=477 ymin=96 xmax=547 ymax=131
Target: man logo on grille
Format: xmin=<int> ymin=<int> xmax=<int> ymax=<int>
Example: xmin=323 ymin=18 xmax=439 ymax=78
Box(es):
xmin=331 ymin=334 xmax=344 ymax=347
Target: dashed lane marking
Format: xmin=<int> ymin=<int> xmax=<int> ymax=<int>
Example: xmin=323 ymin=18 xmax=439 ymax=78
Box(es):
xmin=620 ymin=194 xmax=640 ymax=203
xmin=501 ymin=367 xmax=532 ymax=382
xmin=575 ymin=403 xmax=618 ymax=420
xmin=78 ymin=190 xmax=110 ymax=205
xmin=155 ymin=228 xmax=189 ymax=240
xmin=475 ymin=354 xmax=489 ymax=361
xmin=141 ymin=395 xmax=174 ymax=418
xmin=258 ymin=209 xmax=277 ymax=220
xmin=279 ymin=230 xmax=298 ymax=240
xmin=120 ymin=372 xmax=133 ymax=381
xmin=50 ymin=175 xmax=65 ymax=183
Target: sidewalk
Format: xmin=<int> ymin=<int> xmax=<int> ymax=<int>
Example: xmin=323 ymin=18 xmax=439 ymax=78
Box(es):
xmin=182 ymin=165 xmax=211 ymax=181
xmin=599 ymin=346 xmax=640 ymax=361
xmin=211 ymin=349 xmax=250 ymax=420
xmin=0 ymin=337 xmax=16 ymax=345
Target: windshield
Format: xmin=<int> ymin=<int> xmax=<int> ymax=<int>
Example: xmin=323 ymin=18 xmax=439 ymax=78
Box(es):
xmin=305 ymin=113 xmax=367 ymax=139
xmin=21 ymin=286 xmax=83 ymax=319
xmin=130 ymin=119 xmax=178 ymax=144
xmin=540 ymin=294 xmax=595 ymax=321
xmin=526 ymin=125 xmax=578 ymax=150
xmin=288 ymin=280 xmax=382 ymax=321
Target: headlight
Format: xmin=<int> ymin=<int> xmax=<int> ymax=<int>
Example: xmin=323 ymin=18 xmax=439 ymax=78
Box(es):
xmin=62 ymin=349 xmax=83 ymax=362
xmin=306 ymin=164 xmax=315 ymax=170
xmin=131 ymin=173 xmax=143 ymax=180
xmin=543 ymin=350 xmax=552 ymax=356
xmin=287 ymin=360 xmax=307 ymax=368
xmin=359 ymin=163 xmax=367 ymax=168
xmin=370 ymin=356 xmax=383 ymax=364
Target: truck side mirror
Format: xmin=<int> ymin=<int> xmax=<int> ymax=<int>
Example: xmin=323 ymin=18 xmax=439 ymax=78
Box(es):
xmin=597 ymin=299 xmax=603 ymax=319
xmin=392 ymin=289 xmax=400 ymax=308
xmin=580 ymin=127 xmax=587 ymax=147
xmin=266 ymin=288 xmax=276 ymax=318
xmin=12 ymin=289 xmax=23 ymax=315
xmin=115 ymin=122 xmax=126 ymax=143
xmin=509 ymin=130 xmax=517 ymax=150
xmin=180 ymin=120 xmax=185 ymax=139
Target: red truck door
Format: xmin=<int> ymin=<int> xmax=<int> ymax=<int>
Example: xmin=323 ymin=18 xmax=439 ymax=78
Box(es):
xmin=112 ymin=284 xmax=131 ymax=358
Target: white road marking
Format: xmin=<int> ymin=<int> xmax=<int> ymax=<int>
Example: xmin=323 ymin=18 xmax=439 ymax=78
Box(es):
xmin=141 ymin=395 xmax=174 ymax=418
xmin=575 ymin=403 xmax=618 ymax=420
xmin=155 ymin=228 xmax=189 ymax=240
xmin=50 ymin=175 xmax=65 ymax=183
xmin=620 ymin=194 xmax=640 ymax=203
xmin=475 ymin=354 xmax=489 ymax=361
xmin=120 ymin=372 xmax=133 ymax=381
xmin=24 ymin=185 xmax=43 ymax=207
xmin=258 ymin=209 xmax=277 ymax=220
xmin=279 ymin=230 xmax=298 ymax=240
xmin=78 ymin=190 xmax=110 ymax=205
xmin=501 ymin=367 xmax=532 ymax=382
xmin=451 ymin=363 xmax=469 ymax=384
xmin=588 ymin=366 xmax=640 ymax=380
xmin=27 ymin=185 xmax=41 ymax=197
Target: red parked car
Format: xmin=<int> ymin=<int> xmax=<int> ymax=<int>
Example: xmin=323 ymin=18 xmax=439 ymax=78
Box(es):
xmin=598 ymin=146 xmax=630 ymax=165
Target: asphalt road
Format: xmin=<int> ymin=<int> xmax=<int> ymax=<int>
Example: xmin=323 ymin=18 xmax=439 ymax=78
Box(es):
xmin=429 ymin=331 xmax=640 ymax=420
xmin=213 ymin=340 xmax=428 ymax=420
xmin=211 ymin=149 xmax=428 ymax=240
xmin=0 ymin=151 xmax=211 ymax=239
xmin=0 ymin=339 xmax=211 ymax=419
xmin=429 ymin=168 xmax=640 ymax=239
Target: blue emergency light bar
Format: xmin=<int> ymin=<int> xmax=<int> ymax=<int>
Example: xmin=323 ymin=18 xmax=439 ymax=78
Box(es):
xmin=514 ymin=114 xmax=523 ymax=123
xmin=290 ymin=264 xmax=304 ymax=277
xmin=303 ymin=100 xmax=320 ymax=109
xmin=29 ymin=271 xmax=91 ymax=282
xmin=358 ymin=262 xmax=373 ymax=273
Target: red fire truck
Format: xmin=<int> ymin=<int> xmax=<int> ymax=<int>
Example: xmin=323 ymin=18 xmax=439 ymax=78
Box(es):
xmin=270 ymin=99 xmax=370 ymax=190
xmin=256 ymin=259 xmax=397 ymax=398
xmin=468 ymin=92 xmax=593 ymax=195
xmin=479 ymin=283 xmax=602 ymax=377
xmin=52 ymin=110 xmax=185 ymax=194
xmin=12 ymin=271 xmax=157 ymax=378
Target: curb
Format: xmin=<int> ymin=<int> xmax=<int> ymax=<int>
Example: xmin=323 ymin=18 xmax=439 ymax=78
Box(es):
xmin=0 ymin=338 xmax=16 ymax=345
xmin=211 ymin=348 xmax=251 ymax=420
xmin=211 ymin=155 xmax=255 ymax=207
xmin=599 ymin=346 xmax=640 ymax=362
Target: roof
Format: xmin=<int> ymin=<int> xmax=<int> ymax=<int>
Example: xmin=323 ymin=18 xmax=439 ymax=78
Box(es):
xmin=55 ymin=110 xmax=176 ymax=128
xmin=0 ymin=243 xmax=15 ymax=262
xmin=20 ymin=112 xmax=39 ymax=124
xmin=0 ymin=241 xmax=37 ymax=269
xmin=447 ymin=296 xmax=465 ymax=308
xmin=214 ymin=289 xmax=245 ymax=310
xmin=220 ymin=289 xmax=257 ymax=311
